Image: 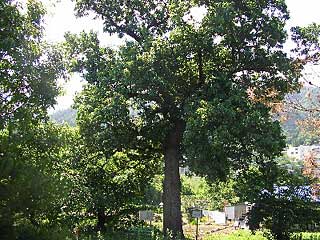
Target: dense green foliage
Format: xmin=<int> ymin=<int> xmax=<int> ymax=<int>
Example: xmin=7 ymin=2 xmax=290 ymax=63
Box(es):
xmin=0 ymin=1 xmax=68 ymax=238
xmin=49 ymin=88 xmax=320 ymax=147
xmin=65 ymin=129 xmax=162 ymax=231
xmin=292 ymin=23 xmax=320 ymax=65
xmin=0 ymin=122 xmax=74 ymax=239
xmin=0 ymin=0 xmax=64 ymax=128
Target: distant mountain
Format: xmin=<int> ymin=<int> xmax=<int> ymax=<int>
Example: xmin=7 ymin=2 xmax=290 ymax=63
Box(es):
xmin=281 ymin=86 xmax=320 ymax=146
xmin=50 ymin=108 xmax=77 ymax=126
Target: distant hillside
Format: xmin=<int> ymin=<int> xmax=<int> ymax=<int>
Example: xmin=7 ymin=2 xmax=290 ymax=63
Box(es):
xmin=281 ymin=86 xmax=320 ymax=146
xmin=50 ymin=108 xmax=77 ymax=126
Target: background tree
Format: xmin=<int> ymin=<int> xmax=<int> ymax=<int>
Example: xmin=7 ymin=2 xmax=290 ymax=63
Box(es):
xmin=64 ymin=125 xmax=162 ymax=232
xmin=0 ymin=122 xmax=74 ymax=239
xmin=285 ymin=23 xmax=320 ymax=139
xmin=0 ymin=0 xmax=67 ymax=238
xmin=0 ymin=0 xmax=64 ymax=128
xmin=70 ymin=0 xmax=302 ymax=235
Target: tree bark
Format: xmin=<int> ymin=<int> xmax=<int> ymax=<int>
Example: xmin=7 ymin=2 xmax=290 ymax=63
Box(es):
xmin=97 ymin=208 xmax=106 ymax=231
xmin=163 ymin=120 xmax=185 ymax=238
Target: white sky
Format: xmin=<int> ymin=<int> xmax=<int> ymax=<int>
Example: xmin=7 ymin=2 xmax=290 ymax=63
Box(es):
xmin=42 ymin=0 xmax=320 ymax=111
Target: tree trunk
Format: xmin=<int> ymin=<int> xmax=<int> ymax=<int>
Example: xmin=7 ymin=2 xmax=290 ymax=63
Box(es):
xmin=97 ymin=208 xmax=106 ymax=231
xmin=163 ymin=120 xmax=185 ymax=238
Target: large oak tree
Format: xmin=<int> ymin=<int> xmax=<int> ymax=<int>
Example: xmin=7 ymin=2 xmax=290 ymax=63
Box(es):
xmin=70 ymin=0 xmax=302 ymax=236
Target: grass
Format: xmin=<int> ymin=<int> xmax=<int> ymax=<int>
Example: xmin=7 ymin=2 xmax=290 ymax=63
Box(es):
xmin=203 ymin=230 xmax=266 ymax=240
xmin=74 ymin=227 xmax=193 ymax=240
xmin=204 ymin=230 xmax=320 ymax=240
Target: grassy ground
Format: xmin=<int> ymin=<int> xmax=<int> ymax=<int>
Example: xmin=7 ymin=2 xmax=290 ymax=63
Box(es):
xmin=203 ymin=230 xmax=320 ymax=240
xmin=68 ymin=230 xmax=320 ymax=240
xmin=203 ymin=230 xmax=266 ymax=240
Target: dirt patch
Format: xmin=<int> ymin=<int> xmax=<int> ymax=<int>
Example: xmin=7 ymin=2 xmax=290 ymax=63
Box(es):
xmin=183 ymin=222 xmax=236 ymax=239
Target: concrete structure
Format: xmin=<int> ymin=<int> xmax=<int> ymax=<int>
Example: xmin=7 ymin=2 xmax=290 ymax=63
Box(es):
xmin=286 ymin=145 xmax=320 ymax=162
xmin=225 ymin=203 xmax=251 ymax=221
xmin=179 ymin=166 xmax=190 ymax=175
xmin=203 ymin=210 xmax=226 ymax=225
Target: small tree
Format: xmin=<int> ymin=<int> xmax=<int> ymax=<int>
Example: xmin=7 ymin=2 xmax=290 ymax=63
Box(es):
xmin=65 ymin=127 xmax=162 ymax=231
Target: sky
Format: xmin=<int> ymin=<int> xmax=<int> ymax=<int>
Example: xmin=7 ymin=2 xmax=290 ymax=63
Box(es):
xmin=42 ymin=0 xmax=320 ymax=111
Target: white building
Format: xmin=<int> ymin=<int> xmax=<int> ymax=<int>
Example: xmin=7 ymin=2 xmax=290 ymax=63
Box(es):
xmin=225 ymin=203 xmax=252 ymax=221
xmin=286 ymin=145 xmax=320 ymax=162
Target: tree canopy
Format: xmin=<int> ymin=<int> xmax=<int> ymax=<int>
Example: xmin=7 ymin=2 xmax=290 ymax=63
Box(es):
xmin=0 ymin=0 xmax=64 ymax=128
xmin=68 ymin=0 xmax=303 ymax=235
